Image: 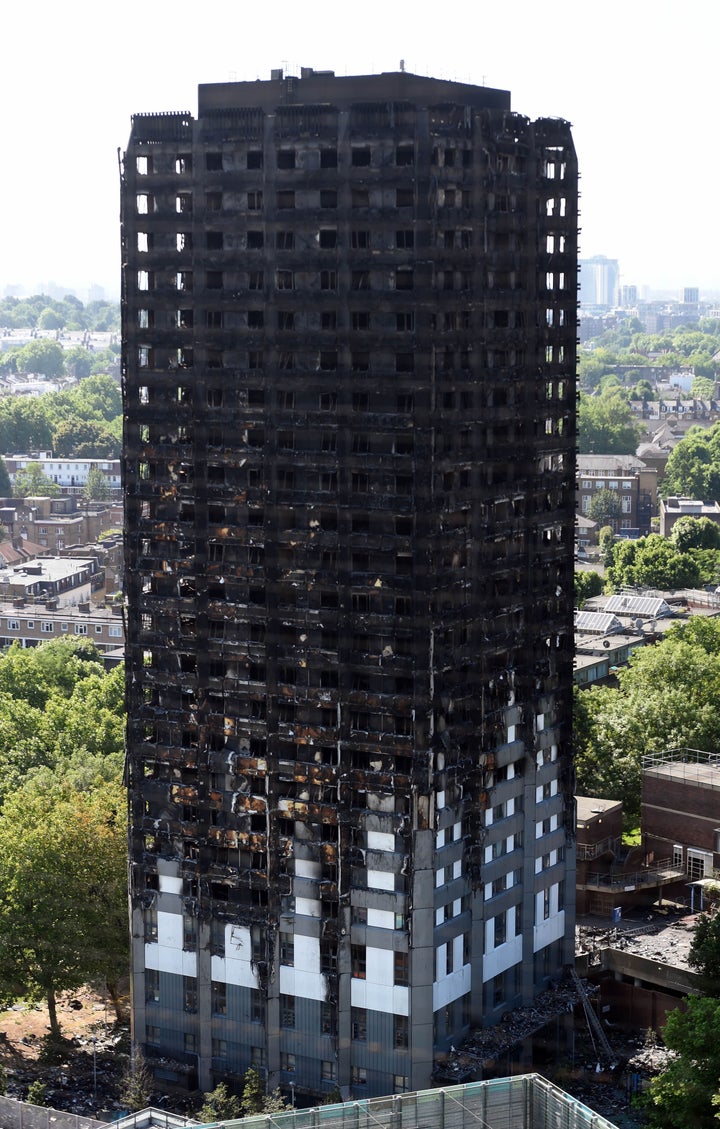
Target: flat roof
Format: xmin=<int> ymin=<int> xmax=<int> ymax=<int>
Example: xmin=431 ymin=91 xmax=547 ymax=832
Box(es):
xmin=197 ymin=70 xmax=511 ymax=115
xmin=644 ymin=759 xmax=720 ymax=789
xmin=4 ymin=558 xmax=96 ymax=584
xmin=576 ymin=797 xmax=622 ymax=823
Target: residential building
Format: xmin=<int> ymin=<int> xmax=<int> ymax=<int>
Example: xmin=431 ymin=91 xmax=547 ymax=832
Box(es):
xmin=659 ymin=496 xmax=720 ymax=538
xmin=643 ymin=749 xmax=720 ymax=896
xmin=576 ymin=455 xmax=656 ymax=536
xmin=0 ymin=598 xmax=124 ymax=656
xmin=575 ymin=798 xmax=623 ymax=915
xmin=1 ymin=495 xmax=123 ymax=553
xmin=5 ymin=453 xmax=121 ymax=497
xmin=122 ymin=68 xmax=578 ymax=1099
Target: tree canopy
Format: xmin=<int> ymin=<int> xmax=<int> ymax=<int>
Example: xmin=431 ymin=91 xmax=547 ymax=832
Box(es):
xmin=671 ymin=516 xmax=720 ymax=553
xmin=641 ymin=996 xmax=720 ymax=1128
xmin=0 ymin=374 xmax=122 ymax=459
xmin=574 ymin=570 xmax=603 ymax=608
xmin=12 ymin=461 xmax=60 ymax=498
xmin=0 ymin=777 xmax=127 ymax=1036
xmin=578 ymin=392 xmax=641 ymax=455
xmin=0 ymin=639 xmax=125 ymax=1032
xmin=83 ymin=465 xmax=111 ymax=502
xmin=578 ymin=320 xmax=720 ymax=396
xmin=574 ymin=617 xmax=720 ymax=817
xmin=688 ymin=912 xmax=720 ymax=997
xmin=0 ymin=294 xmax=119 ymax=333
xmin=606 ymin=535 xmax=703 ymax=590
xmin=662 ymin=423 xmax=720 ymax=500
xmin=587 ymin=487 xmax=622 ymax=527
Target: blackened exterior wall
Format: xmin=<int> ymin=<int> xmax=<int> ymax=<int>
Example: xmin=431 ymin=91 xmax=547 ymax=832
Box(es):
xmin=121 ymin=69 xmax=577 ymax=1101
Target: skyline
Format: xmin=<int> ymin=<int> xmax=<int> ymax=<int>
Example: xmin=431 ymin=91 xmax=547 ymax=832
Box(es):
xmin=1 ymin=0 xmax=718 ymax=297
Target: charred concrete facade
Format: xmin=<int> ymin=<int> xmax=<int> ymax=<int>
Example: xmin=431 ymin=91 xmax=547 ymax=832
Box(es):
xmin=121 ymin=70 xmax=577 ymax=1101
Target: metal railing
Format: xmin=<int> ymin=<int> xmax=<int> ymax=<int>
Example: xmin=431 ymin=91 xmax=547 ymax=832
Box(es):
xmin=643 ymin=748 xmax=720 ymax=789
xmin=577 ymin=835 xmax=621 ymax=861
xmin=584 ymin=859 xmax=684 ymax=890
xmin=194 ymin=1075 xmax=619 ymax=1129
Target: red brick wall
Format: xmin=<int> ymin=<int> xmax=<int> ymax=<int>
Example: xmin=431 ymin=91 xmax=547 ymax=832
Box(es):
xmin=642 ymin=773 xmax=720 ymax=859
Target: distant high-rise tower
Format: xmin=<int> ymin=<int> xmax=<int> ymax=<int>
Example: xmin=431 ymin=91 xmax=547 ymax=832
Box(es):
xmin=122 ymin=68 xmax=577 ymax=1102
xmin=580 ymin=255 xmax=618 ymax=308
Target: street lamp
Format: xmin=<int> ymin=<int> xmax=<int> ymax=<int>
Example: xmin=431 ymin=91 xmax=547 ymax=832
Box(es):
xmin=91 ymin=1037 xmax=97 ymax=1110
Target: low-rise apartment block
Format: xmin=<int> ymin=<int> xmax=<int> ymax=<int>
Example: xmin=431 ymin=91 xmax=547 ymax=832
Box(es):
xmin=576 ymin=455 xmax=656 ymax=536
xmin=0 ymin=599 xmax=124 ymax=656
xmin=5 ymin=453 xmax=121 ymax=497
xmin=0 ymin=556 xmax=101 ymax=607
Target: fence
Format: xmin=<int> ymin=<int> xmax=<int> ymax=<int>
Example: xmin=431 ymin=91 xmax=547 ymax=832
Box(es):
xmin=195 ymin=1075 xmax=618 ymax=1129
xmin=0 ymin=1096 xmax=103 ymax=1129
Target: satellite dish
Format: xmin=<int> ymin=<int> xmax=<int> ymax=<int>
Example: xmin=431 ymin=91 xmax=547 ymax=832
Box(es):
xmin=635 ymin=618 xmax=643 ymax=630
xmin=603 ymin=640 xmax=610 ymax=648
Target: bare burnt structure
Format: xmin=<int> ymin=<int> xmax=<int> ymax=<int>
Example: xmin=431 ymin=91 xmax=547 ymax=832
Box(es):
xmin=121 ymin=69 xmax=578 ymax=1101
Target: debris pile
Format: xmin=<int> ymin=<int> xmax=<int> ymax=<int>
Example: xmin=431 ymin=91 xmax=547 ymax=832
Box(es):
xmin=577 ymin=913 xmax=698 ymax=971
xmin=438 ymin=978 xmax=588 ymax=1078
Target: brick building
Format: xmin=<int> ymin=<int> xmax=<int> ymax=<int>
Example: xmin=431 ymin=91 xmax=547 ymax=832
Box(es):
xmin=643 ymin=750 xmax=720 ymax=887
xmin=576 ymin=455 xmax=656 ymax=536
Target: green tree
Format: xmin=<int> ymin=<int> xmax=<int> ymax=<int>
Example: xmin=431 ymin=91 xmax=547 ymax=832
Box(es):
xmin=53 ymin=418 xmax=119 ymax=458
xmin=574 ymin=570 xmax=603 ymax=608
xmin=26 ymin=1081 xmax=47 ymax=1107
xmin=83 ymin=465 xmax=111 ymax=502
xmin=641 ymin=996 xmax=720 ymax=1129
xmin=0 ymin=456 xmax=11 ymax=496
xmin=598 ymin=525 xmax=615 ymax=565
xmin=119 ymin=1046 xmax=154 ymax=1112
xmin=198 ymin=1083 xmax=243 ymax=1122
xmin=688 ymin=912 xmax=720 ymax=996
xmin=671 ymin=516 xmax=720 ymax=553
xmin=692 ymin=375 xmax=716 ymax=399
xmin=264 ymin=1089 xmax=291 ymax=1114
xmin=242 ymin=1067 xmax=266 ymax=1115
xmin=37 ymin=308 xmax=64 ymax=331
xmin=0 ymin=642 xmax=122 ymax=819
xmin=63 ymin=346 xmax=93 ymax=379
xmin=578 ymin=392 xmax=641 ymax=454
xmin=587 ymin=487 xmax=622 ymax=527
xmin=0 ymin=777 xmax=128 ymax=1037
xmin=15 ymin=339 xmax=64 ymax=379
xmin=662 ymin=423 xmax=720 ymax=500
xmin=574 ymin=617 xmax=720 ymax=818
xmin=12 ymin=460 xmax=60 ymax=497
xmin=578 ymin=353 xmax=612 ymax=391
xmin=630 ymin=378 xmax=656 ymax=401
xmin=607 ymin=534 xmax=701 ymax=590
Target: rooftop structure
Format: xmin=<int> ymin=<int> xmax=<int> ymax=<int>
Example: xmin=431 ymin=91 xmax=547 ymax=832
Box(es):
xmin=122 ymin=67 xmax=578 ymax=1100
xmin=659 ymin=496 xmax=720 ymax=538
xmin=0 ymin=555 xmax=100 ymax=607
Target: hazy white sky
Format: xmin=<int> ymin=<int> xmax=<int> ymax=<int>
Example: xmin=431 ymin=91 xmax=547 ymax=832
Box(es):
xmin=1 ymin=0 xmax=717 ymax=298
